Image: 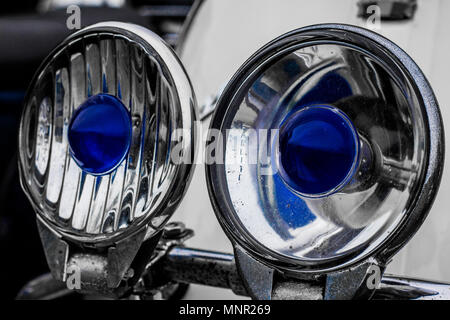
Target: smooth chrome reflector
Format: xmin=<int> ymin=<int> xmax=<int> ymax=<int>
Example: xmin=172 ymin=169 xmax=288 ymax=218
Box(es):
xmin=18 ymin=22 xmax=197 ymax=245
xmin=206 ymin=24 xmax=444 ymax=273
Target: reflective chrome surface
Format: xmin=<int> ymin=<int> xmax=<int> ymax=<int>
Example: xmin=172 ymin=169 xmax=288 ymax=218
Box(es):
xmin=19 ymin=22 xmax=197 ymax=245
xmin=374 ymin=274 xmax=450 ymax=300
xmin=207 ymin=24 xmax=443 ymax=272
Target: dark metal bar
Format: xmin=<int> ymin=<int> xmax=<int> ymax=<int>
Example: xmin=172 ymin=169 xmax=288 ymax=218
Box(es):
xmin=161 ymin=246 xmax=248 ymax=296
xmin=160 ymin=247 xmax=450 ymax=300
xmin=16 ymin=273 xmax=72 ymax=300
xmin=373 ymin=274 xmax=450 ymax=300
xmin=16 ymin=247 xmax=450 ymax=300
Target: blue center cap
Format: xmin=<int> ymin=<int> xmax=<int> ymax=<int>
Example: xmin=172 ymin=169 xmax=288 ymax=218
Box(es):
xmin=68 ymin=94 xmax=132 ymax=175
xmin=278 ymin=105 xmax=359 ymax=197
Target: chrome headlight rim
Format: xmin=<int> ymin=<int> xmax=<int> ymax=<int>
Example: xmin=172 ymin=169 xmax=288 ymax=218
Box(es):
xmin=19 ymin=22 xmax=197 ymax=246
xmin=206 ymin=23 xmax=444 ymax=273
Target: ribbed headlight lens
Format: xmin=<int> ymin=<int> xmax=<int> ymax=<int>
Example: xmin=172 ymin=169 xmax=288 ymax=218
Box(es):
xmin=206 ymin=24 xmax=443 ymax=273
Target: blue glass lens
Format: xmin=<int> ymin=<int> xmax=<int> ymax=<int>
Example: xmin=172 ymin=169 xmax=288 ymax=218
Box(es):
xmin=68 ymin=94 xmax=132 ymax=175
xmin=278 ymin=105 xmax=359 ymax=196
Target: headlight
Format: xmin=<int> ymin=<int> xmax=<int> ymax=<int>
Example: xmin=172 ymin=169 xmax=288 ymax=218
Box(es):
xmin=18 ymin=22 xmax=196 ymax=291
xmin=206 ymin=24 xmax=443 ymax=278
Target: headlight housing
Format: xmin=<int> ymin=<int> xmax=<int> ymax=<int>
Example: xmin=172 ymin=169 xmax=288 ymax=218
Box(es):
xmin=18 ymin=22 xmax=196 ymax=292
xmin=206 ymin=24 xmax=443 ymax=276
